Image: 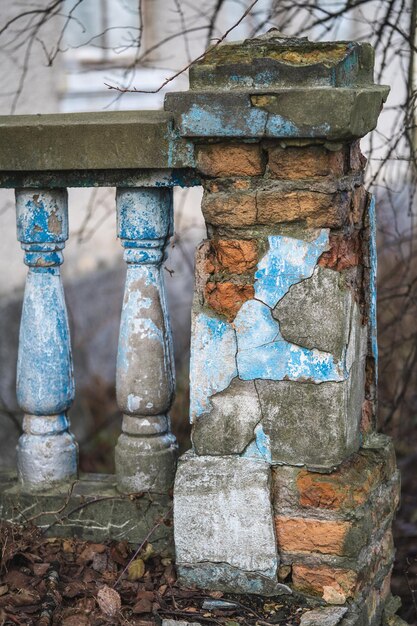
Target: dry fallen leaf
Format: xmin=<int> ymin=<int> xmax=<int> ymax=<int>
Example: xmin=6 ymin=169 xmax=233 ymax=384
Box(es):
xmin=132 ymin=597 xmax=153 ymax=614
xmin=97 ymin=585 xmax=121 ymax=617
xmin=128 ymin=558 xmax=146 ymax=581
xmin=140 ymin=543 xmax=154 ymax=562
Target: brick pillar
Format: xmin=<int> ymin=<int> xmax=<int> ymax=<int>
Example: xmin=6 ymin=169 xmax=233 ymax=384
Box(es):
xmin=166 ymin=32 xmax=399 ymax=624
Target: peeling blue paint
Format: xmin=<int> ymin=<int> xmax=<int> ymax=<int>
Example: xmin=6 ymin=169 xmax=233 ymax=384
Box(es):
xmin=115 ymin=186 xmax=176 ymax=431
xmin=235 ymin=298 xmax=343 ymax=383
xmin=190 ymin=229 xmax=348 ymax=426
xmin=117 ymin=265 xmax=165 ymax=378
xmin=254 ymin=230 xmax=329 ymax=307
xmin=15 ymin=190 xmax=74 ymax=417
xmin=264 ymin=114 xmax=300 ymax=136
xmin=117 ymin=187 xmax=173 ymax=243
xmin=17 ymin=270 xmax=74 ymax=415
xmin=181 ymin=103 xmax=267 ymax=137
xmin=179 ymin=102 xmax=333 ymax=139
xmin=190 ymin=313 xmax=237 ymax=422
xmin=368 ymin=195 xmax=378 ymax=381
xmin=242 ymin=424 xmax=272 ymax=463
xmin=16 ymin=189 xmax=68 ymax=244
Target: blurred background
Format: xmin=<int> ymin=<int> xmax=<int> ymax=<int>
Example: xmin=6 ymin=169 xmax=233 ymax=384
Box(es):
xmin=0 ymin=0 xmax=415 ymax=620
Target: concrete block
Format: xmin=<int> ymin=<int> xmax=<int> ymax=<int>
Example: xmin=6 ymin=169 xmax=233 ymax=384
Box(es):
xmin=174 ymin=454 xmax=282 ymax=594
xmin=0 ymin=472 xmax=173 ymax=554
xmin=300 ymin=607 xmax=348 ymax=626
xmin=192 ymin=378 xmax=262 ymax=455
xmin=273 ymin=266 xmax=352 ymax=359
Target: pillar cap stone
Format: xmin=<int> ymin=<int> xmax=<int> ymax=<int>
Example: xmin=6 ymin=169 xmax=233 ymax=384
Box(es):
xmin=165 ymin=30 xmax=389 ymax=142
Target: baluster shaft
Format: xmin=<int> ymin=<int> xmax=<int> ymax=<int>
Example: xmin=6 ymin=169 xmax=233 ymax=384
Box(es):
xmin=115 ymin=187 xmax=177 ymax=494
xmin=15 ymin=189 xmax=77 ymax=491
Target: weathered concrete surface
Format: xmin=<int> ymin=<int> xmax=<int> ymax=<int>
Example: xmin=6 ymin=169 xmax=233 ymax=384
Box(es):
xmin=190 ymin=229 xmax=367 ymax=469
xmin=115 ymin=188 xmax=178 ymax=494
xmin=256 ymin=378 xmax=360 ymax=470
xmin=166 ymin=35 xmax=388 ymax=141
xmin=174 ymin=454 xmax=282 ymax=595
xmin=0 ymin=111 xmax=194 ymax=172
xmin=166 ymin=87 xmax=389 ymax=141
xmin=15 ymin=189 xmax=78 ymax=491
xmin=0 ymin=472 xmax=174 ymax=554
xmin=166 ymin=33 xmax=389 ymax=141
xmin=189 ymin=36 xmax=374 ymax=90
xmin=192 ymin=378 xmax=262 ymax=455
xmin=273 ymin=266 xmax=352 ymax=360
xmin=300 ymin=606 xmax=348 ymax=626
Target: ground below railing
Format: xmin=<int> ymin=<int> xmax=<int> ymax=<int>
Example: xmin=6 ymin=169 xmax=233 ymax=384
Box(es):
xmin=0 ymin=521 xmax=405 ymax=625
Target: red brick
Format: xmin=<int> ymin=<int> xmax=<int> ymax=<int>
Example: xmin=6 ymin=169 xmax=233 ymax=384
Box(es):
xmin=274 ymin=516 xmax=351 ymax=555
xmin=256 ymin=189 xmax=350 ymax=228
xmin=207 ymin=240 xmax=258 ymax=275
xmin=318 ymin=230 xmax=361 ymax=271
xmin=292 ymin=564 xmax=357 ymax=600
xmin=197 ymin=143 xmax=264 ymax=177
xmin=267 ymin=145 xmax=346 ymax=179
xmin=296 ymin=451 xmax=386 ymax=512
xmin=204 ymin=282 xmax=254 ymax=321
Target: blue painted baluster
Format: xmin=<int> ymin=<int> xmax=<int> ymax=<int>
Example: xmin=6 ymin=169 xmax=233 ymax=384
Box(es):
xmin=15 ymin=189 xmax=78 ymax=491
xmin=115 ymin=187 xmax=177 ymax=493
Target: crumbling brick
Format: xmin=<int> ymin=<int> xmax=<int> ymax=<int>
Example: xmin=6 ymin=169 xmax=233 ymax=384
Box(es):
xmin=256 ymin=189 xmax=351 ymax=228
xmin=267 ymin=145 xmax=346 ymax=179
xmin=197 ymin=143 xmax=264 ymax=177
xmin=318 ymin=230 xmax=361 ymax=271
xmin=204 ymin=281 xmax=254 ymax=321
xmin=207 ymin=239 xmax=258 ymax=274
xmin=202 ymin=191 xmax=257 ymax=227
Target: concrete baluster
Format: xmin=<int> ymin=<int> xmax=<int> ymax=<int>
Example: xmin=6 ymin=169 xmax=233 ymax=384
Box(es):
xmin=115 ymin=187 xmax=177 ymax=494
xmin=15 ymin=188 xmax=77 ymax=491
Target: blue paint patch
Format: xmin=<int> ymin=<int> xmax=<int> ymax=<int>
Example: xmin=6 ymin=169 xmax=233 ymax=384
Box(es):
xmin=254 ymin=231 xmax=329 ymax=307
xmin=265 ymin=114 xmax=300 ymax=136
xmin=235 ymin=300 xmax=343 ymax=382
xmin=181 ymin=103 xmax=267 ymax=137
xmin=190 ymin=313 xmax=237 ymax=421
xmin=16 ymin=190 xmax=68 ymax=244
xmin=368 ymin=195 xmax=378 ymax=381
xmin=242 ymin=424 xmax=272 ymax=463
xmin=190 ymin=229 xmax=349 ymax=427
xmin=233 ymin=300 xmax=278 ymax=351
xmin=117 ymin=188 xmax=173 ymax=243
xmin=17 ymin=270 xmax=75 ymax=415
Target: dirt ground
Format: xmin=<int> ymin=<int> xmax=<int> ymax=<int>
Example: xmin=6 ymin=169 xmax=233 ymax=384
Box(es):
xmin=0 ymin=449 xmax=415 ymax=626
xmin=0 ymin=520 xmax=320 ymax=626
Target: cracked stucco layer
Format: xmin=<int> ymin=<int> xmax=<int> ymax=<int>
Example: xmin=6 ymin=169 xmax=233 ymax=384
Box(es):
xmin=190 ymin=228 xmax=367 ymax=467
xmin=190 ymin=229 xmax=346 ymax=421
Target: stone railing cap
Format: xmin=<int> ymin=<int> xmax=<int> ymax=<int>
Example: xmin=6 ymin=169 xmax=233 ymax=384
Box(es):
xmin=165 ymin=32 xmax=390 ymax=142
xmin=0 ymin=110 xmax=196 ymax=185
xmin=189 ymin=31 xmax=375 ymax=90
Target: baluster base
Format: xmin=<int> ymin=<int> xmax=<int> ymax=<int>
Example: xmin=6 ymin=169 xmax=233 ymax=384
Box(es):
xmin=115 ymin=426 xmax=178 ymax=494
xmin=17 ymin=414 xmax=78 ymax=492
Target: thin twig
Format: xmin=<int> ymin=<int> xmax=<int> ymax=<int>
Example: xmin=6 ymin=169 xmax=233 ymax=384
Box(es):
xmin=113 ymin=505 xmax=173 ymax=588
xmin=104 ymin=0 xmax=260 ymax=94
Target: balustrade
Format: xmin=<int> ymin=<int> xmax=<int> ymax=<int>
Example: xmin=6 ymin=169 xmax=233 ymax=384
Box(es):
xmin=0 ymin=39 xmax=401 ymax=620
xmin=13 ymin=185 xmax=178 ymax=493
xmin=115 ymin=187 xmax=177 ymax=493
xmin=15 ymin=189 xmax=77 ymax=491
